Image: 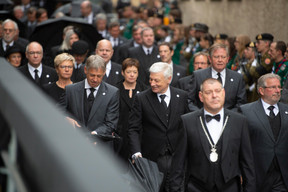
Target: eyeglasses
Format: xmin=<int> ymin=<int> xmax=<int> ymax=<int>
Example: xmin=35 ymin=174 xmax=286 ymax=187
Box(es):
xmin=59 ymin=65 xmax=73 ymax=69
xmin=264 ymin=86 xmax=282 ymax=91
xmin=3 ymin=29 xmax=16 ymax=33
xmin=194 ymin=62 xmax=208 ymax=65
xmin=212 ymin=55 xmax=227 ymax=60
xmin=27 ymin=51 xmax=42 ymax=55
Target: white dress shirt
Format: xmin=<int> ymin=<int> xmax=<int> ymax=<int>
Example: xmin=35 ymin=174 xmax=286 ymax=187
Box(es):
xmin=204 ymin=108 xmax=224 ymax=144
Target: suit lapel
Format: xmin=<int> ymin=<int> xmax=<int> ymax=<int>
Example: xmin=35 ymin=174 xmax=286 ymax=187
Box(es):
xmin=254 ymin=100 xmax=275 ymax=142
xmin=168 ymin=88 xmax=180 ymax=128
xmin=77 ymin=81 xmax=86 ymax=123
xmin=196 ymin=109 xmax=211 ymax=161
xmin=146 ymin=89 xmax=168 ymax=127
xmin=276 ymin=103 xmax=288 ymax=143
xmin=221 ymin=110 xmax=232 ymax=160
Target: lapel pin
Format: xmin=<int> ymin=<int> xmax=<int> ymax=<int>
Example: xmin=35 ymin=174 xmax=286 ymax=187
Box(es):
xmin=116 ymin=71 xmax=119 ymax=74
xmin=136 ymin=91 xmax=140 ymax=94
xmin=230 ymin=78 xmax=234 ymax=82
xmin=177 ymin=72 xmax=180 ymax=76
xmin=103 ymin=92 xmax=106 ymax=96
xmin=46 ymin=74 xmax=50 ymax=78
xmin=157 ymin=55 xmax=160 ymax=58
xmin=285 ymin=111 xmax=288 ymax=114
xmin=176 ymin=94 xmax=179 ymax=98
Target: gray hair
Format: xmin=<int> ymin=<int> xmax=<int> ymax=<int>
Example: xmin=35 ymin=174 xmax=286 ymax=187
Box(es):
xmin=208 ymin=43 xmax=229 ymax=57
xmin=95 ymin=13 xmax=107 ymax=21
xmin=141 ymin=27 xmax=153 ymax=37
xmin=193 ymin=51 xmax=210 ymax=63
xmin=86 ymin=54 xmax=106 ymax=71
xmin=257 ymin=73 xmax=281 ymax=92
xmin=149 ymin=62 xmax=172 ymax=79
xmin=3 ymin=19 xmax=18 ymax=31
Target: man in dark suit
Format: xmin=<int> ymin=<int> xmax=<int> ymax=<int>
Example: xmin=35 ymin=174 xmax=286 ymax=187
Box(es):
xmin=128 ymin=27 xmax=161 ymax=85
xmin=128 ymin=62 xmax=189 ymax=192
xmin=158 ymin=42 xmax=187 ymax=87
xmin=188 ymin=43 xmax=246 ymax=111
xmin=18 ymin=42 xmax=58 ymax=88
xmin=170 ymin=78 xmax=256 ymax=192
xmin=114 ymin=25 xmax=142 ymax=64
xmin=239 ymin=73 xmax=288 ymax=192
xmin=63 ymin=54 xmax=119 ymax=136
xmin=105 ymin=21 xmax=128 ymax=62
xmin=0 ymin=19 xmax=26 ymax=58
xmin=95 ymin=39 xmax=123 ymax=87
xmin=178 ymin=52 xmax=210 ymax=92
xmin=70 ymin=40 xmax=89 ymax=83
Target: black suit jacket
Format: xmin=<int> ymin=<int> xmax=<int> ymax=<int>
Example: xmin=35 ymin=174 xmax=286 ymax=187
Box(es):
xmin=177 ymin=75 xmax=192 ymax=92
xmin=170 ymin=109 xmax=256 ymax=192
xmin=128 ymin=87 xmax=189 ymax=162
xmin=106 ymin=35 xmax=128 ymax=62
xmin=102 ymin=62 xmax=123 ymax=87
xmin=114 ymin=39 xmax=134 ymax=64
xmin=239 ymin=100 xmax=288 ymax=190
xmin=188 ymin=67 xmax=246 ymax=111
xmin=18 ymin=64 xmax=58 ymax=88
xmin=171 ymin=64 xmax=186 ymax=87
xmin=128 ymin=45 xmax=161 ymax=85
xmin=0 ymin=39 xmax=26 ymax=57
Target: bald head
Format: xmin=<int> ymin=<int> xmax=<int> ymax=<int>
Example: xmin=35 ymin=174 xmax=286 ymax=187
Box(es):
xmin=95 ymin=39 xmax=114 ymax=64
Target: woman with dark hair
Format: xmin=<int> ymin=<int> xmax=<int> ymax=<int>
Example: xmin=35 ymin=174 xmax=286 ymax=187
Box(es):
xmin=5 ymin=45 xmax=23 ymax=68
xmin=199 ymin=33 xmax=214 ymax=52
xmin=115 ymin=58 xmax=148 ymax=170
xmin=226 ymin=36 xmax=238 ymax=69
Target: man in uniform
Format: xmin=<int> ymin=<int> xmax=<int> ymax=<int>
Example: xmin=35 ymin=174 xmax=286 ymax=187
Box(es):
xmin=269 ymin=41 xmax=288 ymax=86
xmin=254 ymin=33 xmax=274 ymax=76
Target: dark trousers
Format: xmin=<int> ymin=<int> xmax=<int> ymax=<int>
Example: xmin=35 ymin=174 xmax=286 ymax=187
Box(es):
xmin=186 ymin=176 xmax=240 ymax=192
xmin=260 ymin=169 xmax=287 ymax=192
xmin=157 ymin=150 xmax=173 ymax=192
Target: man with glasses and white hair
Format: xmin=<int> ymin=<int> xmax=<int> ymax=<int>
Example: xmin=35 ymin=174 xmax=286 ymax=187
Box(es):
xmin=19 ymin=41 xmax=58 ymax=88
xmin=240 ymin=73 xmax=288 ymax=192
xmin=0 ymin=19 xmax=26 ymax=57
xmin=188 ymin=43 xmax=246 ymax=112
xmin=128 ymin=62 xmax=189 ymax=192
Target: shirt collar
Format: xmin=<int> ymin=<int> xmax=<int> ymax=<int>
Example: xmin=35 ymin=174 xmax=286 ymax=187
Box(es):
xmin=157 ymin=86 xmax=171 ymax=99
xmin=85 ymin=79 xmax=101 ymax=90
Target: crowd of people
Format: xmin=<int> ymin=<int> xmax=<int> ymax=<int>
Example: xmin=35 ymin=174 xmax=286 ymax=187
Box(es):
xmin=1 ymin=0 xmax=288 ymax=192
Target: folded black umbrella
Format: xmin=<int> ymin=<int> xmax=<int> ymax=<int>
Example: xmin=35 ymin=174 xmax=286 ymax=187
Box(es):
xmin=125 ymin=158 xmax=164 ymax=192
xmin=29 ymin=16 xmax=102 ymax=53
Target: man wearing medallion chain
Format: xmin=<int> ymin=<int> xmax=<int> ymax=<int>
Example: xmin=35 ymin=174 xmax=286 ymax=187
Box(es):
xmin=170 ymin=78 xmax=255 ymax=192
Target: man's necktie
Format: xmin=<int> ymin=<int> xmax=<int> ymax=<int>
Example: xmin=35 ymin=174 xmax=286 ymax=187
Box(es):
xmin=160 ymin=94 xmax=167 ymax=110
xmin=147 ymin=49 xmax=150 ymax=55
xmin=205 ymin=114 xmax=221 ymax=122
xmin=114 ymin=38 xmax=118 ymax=47
xmin=87 ymin=88 xmax=96 ymax=113
xmin=6 ymin=44 xmax=10 ymax=51
xmin=268 ymin=106 xmax=275 ymax=118
xmin=34 ymin=69 xmax=40 ymax=84
xmin=217 ymin=72 xmax=222 ymax=84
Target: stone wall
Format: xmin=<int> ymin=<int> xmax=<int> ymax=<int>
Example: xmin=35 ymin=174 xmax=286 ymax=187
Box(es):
xmin=179 ymin=0 xmax=288 ymax=42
